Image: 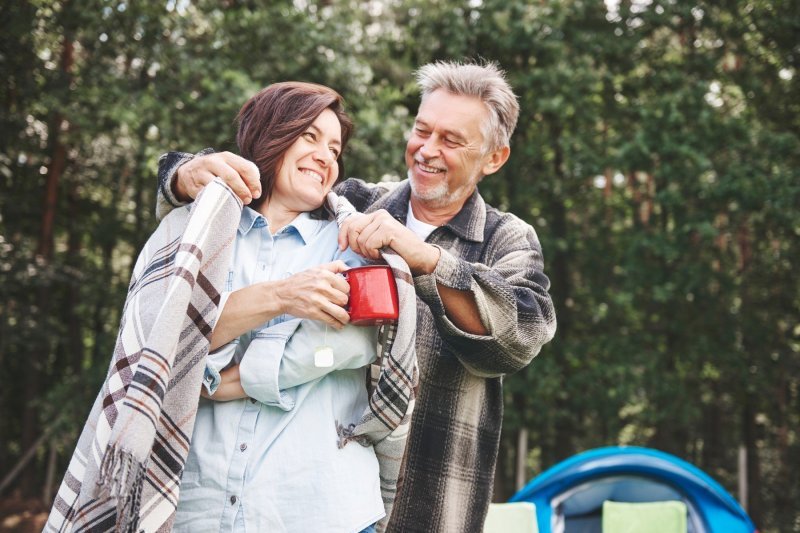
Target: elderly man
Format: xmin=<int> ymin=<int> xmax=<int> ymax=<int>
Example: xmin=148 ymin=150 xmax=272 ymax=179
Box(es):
xmin=157 ymin=61 xmax=556 ymax=532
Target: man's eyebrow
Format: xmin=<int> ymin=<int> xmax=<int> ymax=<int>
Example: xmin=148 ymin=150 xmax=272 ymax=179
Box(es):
xmin=443 ymin=130 xmax=467 ymax=142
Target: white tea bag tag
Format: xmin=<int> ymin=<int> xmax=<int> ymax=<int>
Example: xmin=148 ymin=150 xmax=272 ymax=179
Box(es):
xmin=314 ymin=346 xmax=334 ymax=368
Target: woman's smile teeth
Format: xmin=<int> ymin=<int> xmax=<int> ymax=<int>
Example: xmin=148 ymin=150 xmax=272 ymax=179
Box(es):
xmin=301 ymin=169 xmax=323 ymax=182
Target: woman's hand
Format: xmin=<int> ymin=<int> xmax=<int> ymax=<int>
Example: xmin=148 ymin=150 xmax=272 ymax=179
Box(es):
xmin=201 ymin=365 xmax=247 ymax=401
xmin=273 ymin=261 xmax=351 ymax=329
xmin=210 ymin=261 xmax=352 ymax=350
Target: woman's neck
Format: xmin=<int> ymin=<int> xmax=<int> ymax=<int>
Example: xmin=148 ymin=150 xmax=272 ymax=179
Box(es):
xmin=258 ymin=201 xmax=300 ymax=235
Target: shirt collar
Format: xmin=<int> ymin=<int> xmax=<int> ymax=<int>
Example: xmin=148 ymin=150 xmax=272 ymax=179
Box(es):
xmin=371 ymin=180 xmax=485 ymax=243
xmin=238 ymin=206 xmax=263 ymax=235
xmin=285 ymin=212 xmax=320 ymax=244
xmin=238 ymin=207 xmax=320 ymax=244
xmin=442 ymin=188 xmax=486 ymax=243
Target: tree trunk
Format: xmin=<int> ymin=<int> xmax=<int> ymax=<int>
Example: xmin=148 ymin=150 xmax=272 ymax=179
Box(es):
xmin=742 ymin=398 xmax=762 ymax=525
xmin=65 ymin=181 xmax=84 ymax=372
xmin=516 ymin=427 xmax=529 ymax=492
xmin=21 ymin=33 xmax=74 ymax=495
xmin=700 ymin=382 xmax=724 ymax=473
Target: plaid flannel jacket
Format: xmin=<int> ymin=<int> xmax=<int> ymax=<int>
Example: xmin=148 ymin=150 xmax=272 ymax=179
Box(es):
xmin=157 ymin=154 xmax=556 ymax=532
xmin=335 ymin=178 xmax=556 ymax=532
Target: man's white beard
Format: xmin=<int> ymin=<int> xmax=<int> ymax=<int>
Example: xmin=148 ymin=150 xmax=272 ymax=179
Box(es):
xmin=407 ymin=168 xmax=480 ymax=209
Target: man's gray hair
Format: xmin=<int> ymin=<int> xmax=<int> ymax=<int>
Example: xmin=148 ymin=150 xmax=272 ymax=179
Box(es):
xmin=415 ymin=60 xmax=520 ymax=151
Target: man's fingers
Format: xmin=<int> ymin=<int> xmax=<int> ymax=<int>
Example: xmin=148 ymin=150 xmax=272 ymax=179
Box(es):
xmin=337 ymin=225 xmax=349 ymax=251
xmin=354 ymin=221 xmax=391 ymax=260
xmin=206 ymin=159 xmax=253 ymax=204
xmin=220 ymin=152 xmax=262 ymax=199
xmin=338 ymin=214 xmax=370 ymax=253
xmin=338 ymin=220 xmax=357 ymax=252
xmin=185 ymin=169 xmax=215 ymax=198
xmin=356 ymin=222 xmax=379 ymax=251
xmin=176 ymin=152 xmax=261 ymax=204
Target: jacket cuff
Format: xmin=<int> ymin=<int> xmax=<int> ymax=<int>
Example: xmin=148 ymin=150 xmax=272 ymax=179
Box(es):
xmin=413 ymin=246 xmax=492 ymax=339
xmin=156 ymin=148 xmax=215 ymax=219
xmin=414 ymin=245 xmax=474 ymax=310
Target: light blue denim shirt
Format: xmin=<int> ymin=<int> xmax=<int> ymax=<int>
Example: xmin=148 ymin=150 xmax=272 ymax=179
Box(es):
xmin=174 ymin=207 xmax=384 ymax=533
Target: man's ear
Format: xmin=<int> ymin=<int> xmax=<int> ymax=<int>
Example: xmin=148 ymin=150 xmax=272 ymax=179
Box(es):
xmin=481 ymin=146 xmax=511 ymax=176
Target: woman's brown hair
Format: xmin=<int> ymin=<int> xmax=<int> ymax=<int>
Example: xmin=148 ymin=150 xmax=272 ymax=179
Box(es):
xmin=236 ymin=82 xmax=353 ymax=209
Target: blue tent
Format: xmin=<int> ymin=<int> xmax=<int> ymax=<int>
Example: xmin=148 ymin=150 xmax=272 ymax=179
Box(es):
xmin=510 ymin=446 xmax=756 ymax=533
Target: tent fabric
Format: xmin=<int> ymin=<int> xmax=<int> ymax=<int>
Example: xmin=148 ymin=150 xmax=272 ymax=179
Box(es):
xmin=510 ymin=446 xmax=756 ymax=533
xmin=483 ymin=502 xmax=539 ymax=533
xmin=602 ymin=500 xmax=687 ymax=533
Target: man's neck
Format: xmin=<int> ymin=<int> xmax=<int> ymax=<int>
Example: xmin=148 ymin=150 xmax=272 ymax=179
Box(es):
xmin=409 ymin=194 xmax=467 ymax=227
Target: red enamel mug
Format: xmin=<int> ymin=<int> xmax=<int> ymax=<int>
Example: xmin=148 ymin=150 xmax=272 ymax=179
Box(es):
xmin=344 ymin=265 xmax=399 ymax=326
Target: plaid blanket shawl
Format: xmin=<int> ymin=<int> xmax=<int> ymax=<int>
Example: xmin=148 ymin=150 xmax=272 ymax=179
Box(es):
xmin=45 ymin=181 xmax=241 ymax=532
xmin=46 ymin=181 xmax=417 ymax=532
xmin=326 ymin=192 xmax=418 ymax=530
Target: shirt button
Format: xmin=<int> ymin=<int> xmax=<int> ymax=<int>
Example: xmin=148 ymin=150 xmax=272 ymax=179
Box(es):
xmin=230 ymin=495 xmax=237 ymax=505
xmin=240 ymin=443 xmax=247 ymax=452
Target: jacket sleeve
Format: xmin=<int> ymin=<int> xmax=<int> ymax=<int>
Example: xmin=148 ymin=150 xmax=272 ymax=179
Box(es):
xmin=413 ymin=216 xmax=557 ymax=378
xmin=155 ymin=149 xmax=215 ymax=220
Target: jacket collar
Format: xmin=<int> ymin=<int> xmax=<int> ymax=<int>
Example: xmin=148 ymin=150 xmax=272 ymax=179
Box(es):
xmin=371 ymin=180 xmax=486 ymax=243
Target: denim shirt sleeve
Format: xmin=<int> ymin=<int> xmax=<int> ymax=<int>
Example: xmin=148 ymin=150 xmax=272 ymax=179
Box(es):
xmin=201 ymin=289 xmax=237 ymax=395
xmin=238 ymin=319 xmax=378 ymax=409
xmin=202 ymin=338 xmax=243 ymax=396
xmin=238 ymin=319 xmax=302 ymax=410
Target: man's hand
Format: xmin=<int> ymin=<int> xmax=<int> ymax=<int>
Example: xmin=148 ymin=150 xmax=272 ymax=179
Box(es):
xmin=273 ymin=261 xmax=352 ymax=329
xmin=174 ymin=151 xmax=261 ymax=204
xmin=341 ymin=211 xmax=488 ymax=335
xmin=338 ymin=210 xmax=440 ymax=275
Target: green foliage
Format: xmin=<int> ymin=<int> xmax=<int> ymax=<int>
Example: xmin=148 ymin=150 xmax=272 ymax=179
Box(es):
xmin=1 ymin=1 xmax=797 ymax=530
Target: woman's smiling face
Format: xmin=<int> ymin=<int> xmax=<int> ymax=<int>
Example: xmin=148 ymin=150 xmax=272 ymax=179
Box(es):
xmin=271 ymin=108 xmax=343 ymax=215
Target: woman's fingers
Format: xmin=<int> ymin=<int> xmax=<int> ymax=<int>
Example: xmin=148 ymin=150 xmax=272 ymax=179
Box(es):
xmin=276 ymin=264 xmax=353 ymax=326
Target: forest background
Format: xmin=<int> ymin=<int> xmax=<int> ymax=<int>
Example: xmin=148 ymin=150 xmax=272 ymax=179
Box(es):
xmin=1 ymin=0 xmax=798 ymax=531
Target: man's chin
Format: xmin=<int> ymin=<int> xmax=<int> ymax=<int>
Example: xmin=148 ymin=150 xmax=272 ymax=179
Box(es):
xmin=409 ymin=181 xmax=449 ymax=204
